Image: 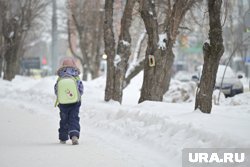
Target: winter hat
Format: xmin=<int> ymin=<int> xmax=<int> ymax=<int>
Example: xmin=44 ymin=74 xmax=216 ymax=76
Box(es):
xmin=60 ymin=57 xmax=77 ymax=68
xmin=56 ymin=57 xmax=80 ymax=75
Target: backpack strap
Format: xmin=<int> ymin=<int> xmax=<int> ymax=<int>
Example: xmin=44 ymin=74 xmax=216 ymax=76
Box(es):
xmin=54 ymin=98 xmax=59 ymax=107
xmin=74 ymin=76 xmax=80 ymax=81
xmin=54 ymin=77 xmax=60 ymax=107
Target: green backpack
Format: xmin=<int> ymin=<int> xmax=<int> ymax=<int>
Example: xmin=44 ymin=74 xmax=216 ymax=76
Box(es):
xmin=56 ymin=76 xmax=80 ymax=105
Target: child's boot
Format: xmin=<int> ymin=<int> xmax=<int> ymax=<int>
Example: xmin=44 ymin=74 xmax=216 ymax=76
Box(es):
xmin=60 ymin=140 xmax=66 ymax=144
xmin=71 ymin=136 xmax=79 ymax=145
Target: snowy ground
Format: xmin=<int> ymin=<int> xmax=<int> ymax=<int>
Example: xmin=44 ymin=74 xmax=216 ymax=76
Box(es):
xmin=0 ymin=74 xmax=250 ymax=167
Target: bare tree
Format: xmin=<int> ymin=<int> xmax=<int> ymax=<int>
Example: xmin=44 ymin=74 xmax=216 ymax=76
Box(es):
xmin=67 ymin=0 xmax=89 ymax=80
xmin=138 ymin=0 xmax=164 ymax=102
xmin=138 ymin=0 xmax=197 ymax=103
xmin=113 ymin=0 xmax=136 ymax=102
xmin=0 ymin=0 xmax=48 ymax=80
xmin=104 ymin=0 xmax=136 ymax=103
xmin=68 ymin=0 xmax=104 ymax=80
xmin=195 ymin=0 xmax=224 ymax=113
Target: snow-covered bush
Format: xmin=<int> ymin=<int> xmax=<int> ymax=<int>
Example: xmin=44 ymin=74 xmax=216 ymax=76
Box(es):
xmin=163 ymin=80 xmax=196 ymax=103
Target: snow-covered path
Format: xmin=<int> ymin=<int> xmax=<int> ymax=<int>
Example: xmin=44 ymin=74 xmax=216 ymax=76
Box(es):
xmin=0 ymin=99 xmax=168 ymax=167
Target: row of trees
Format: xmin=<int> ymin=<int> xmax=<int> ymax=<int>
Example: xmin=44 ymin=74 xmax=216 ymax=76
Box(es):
xmin=0 ymin=0 xmax=48 ymax=80
xmin=0 ymin=0 xmax=234 ymax=114
xmin=103 ymin=0 xmax=224 ymax=114
xmin=104 ymin=0 xmax=198 ymax=103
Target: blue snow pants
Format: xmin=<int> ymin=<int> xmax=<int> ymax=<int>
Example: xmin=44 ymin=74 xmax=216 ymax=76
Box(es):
xmin=58 ymin=102 xmax=81 ymax=141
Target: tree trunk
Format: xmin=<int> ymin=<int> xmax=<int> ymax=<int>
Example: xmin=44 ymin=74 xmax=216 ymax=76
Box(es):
xmin=138 ymin=0 xmax=196 ymax=103
xmin=0 ymin=36 xmax=3 ymax=78
xmin=113 ymin=0 xmax=136 ymax=103
xmin=2 ymin=16 xmax=22 ymax=81
xmin=162 ymin=42 xmax=175 ymax=93
xmin=16 ymin=35 xmax=26 ymax=75
xmin=104 ymin=0 xmax=116 ymax=101
xmin=90 ymin=9 xmax=103 ymax=80
xmin=3 ymin=41 xmax=19 ymax=81
xmin=162 ymin=0 xmax=197 ymax=93
xmin=79 ymin=35 xmax=89 ymax=81
xmin=138 ymin=0 xmax=167 ymax=103
xmin=194 ymin=0 xmax=224 ymax=114
xmin=0 ymin=54 xmax=3 ymax=78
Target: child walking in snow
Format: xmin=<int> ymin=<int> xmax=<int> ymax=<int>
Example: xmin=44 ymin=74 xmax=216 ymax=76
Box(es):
xmin=54 ymin=57 xmax=83 ymax=145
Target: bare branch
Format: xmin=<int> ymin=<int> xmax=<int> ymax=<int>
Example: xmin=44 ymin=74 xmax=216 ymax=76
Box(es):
xmin=178 ymin=26 xmax=192 ymax=31
xmin=221 ymin=0 xmax=229 ymax=27
xmin=124 ymin=59 xmax=144 ymax=88
xmin=67 ymin=19 xmax=84 ymax=64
